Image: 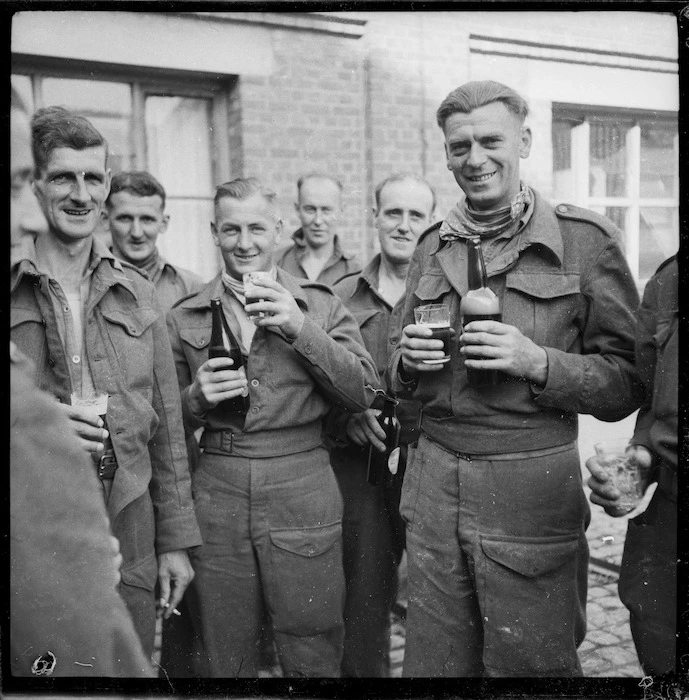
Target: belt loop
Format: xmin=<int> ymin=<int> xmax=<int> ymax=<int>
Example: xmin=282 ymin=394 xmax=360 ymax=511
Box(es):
xmin=230 ymin=432 xmax=234 ymax=454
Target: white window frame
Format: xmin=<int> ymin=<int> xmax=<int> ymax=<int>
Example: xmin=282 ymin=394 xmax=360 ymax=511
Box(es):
xmin=554 ymin=105 xmax=678 ymax=287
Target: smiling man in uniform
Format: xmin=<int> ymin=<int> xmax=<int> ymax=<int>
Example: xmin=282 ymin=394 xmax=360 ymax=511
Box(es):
xmin=389 ymin=81 xmax=642 ymax=677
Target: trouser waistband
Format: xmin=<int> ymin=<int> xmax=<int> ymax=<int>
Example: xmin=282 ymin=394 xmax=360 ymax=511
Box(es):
xmin=420 ymin=431 xmax=575 ymax=462
xmin=200 ymin=421 xmax=323 ymax=459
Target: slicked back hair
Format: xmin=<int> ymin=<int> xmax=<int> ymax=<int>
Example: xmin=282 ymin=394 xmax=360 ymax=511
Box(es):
xmin=436 ymin=81 xmax=529 ymax=130
xmin=31 ymin=105 xmax=108 ymax=175
xmin=374 ymin=172 xmax=436 ymax=213
xmin=107 ymin=171 xmax=166 ymax=208
xmin=214 ymin=177 xmax=279 ymax=220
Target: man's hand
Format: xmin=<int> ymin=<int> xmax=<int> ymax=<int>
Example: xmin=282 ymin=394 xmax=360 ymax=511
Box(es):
xmin=188 ymin=357 xmax=248 ymax=415
xmin=157 ymin=549 xmax=194 ymax=620
xmin=585 ymin=445 xmax=654 ymax=517
xmin=460 ymin=320 xmax=548 ymax=386
xmin=400 ymin=323 xmax=455 ymax=376
xmin=245 ymin=278 xmax=305 ymax=340
xmin=346 ymin=409 xmax=386 ymax=452
xmin=56 ymin=402 xmax=108 ymax=458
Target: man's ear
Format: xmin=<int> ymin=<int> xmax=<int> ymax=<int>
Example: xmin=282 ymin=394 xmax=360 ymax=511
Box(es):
xmin=275 ymin=218 xmax=284 ymax=242
xmin=519 ymin=126 xmax=532 ymax=159
xmin=160 ymin=214 xmax=170 ymax=234
xmin=210 ymin=222 xmax=219 ymax=247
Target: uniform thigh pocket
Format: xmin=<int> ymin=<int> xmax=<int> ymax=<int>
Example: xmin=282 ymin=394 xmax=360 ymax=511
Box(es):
xmin=268 ymin=520 xmax=345 ymax=636
xmin=478 ymin=533 xmax=582 ymax=675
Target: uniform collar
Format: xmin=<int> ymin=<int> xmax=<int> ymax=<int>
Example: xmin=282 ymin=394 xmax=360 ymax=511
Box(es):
xmin=291 ymin=228 xmax=355 ymax=261
xmin=12 ymin=235 xmax=136 ymax=298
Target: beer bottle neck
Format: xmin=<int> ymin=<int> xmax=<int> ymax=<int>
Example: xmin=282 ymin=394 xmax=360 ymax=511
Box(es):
xmin=467 ymin=238 xmax=488 ymax=291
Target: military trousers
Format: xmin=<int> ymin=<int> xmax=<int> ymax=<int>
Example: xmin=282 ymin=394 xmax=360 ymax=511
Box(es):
xmin=400 ymin=434 xmax=590 ymax=677
xmin=189 ymin=445 xmax=346 ymax=677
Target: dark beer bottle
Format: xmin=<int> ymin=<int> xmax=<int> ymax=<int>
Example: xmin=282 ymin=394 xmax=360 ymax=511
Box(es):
xmin=460 ymin=237 xmax=503 ymax=386
xmin=209 ymin=297 xmax=249 ymax=415
xmin=366 ymin=393 xmax=401 ymax=486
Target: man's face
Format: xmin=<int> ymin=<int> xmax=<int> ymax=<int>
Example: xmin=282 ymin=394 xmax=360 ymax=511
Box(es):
xmin=32 ymin=146 xmax=110 ymax=243
xmin=11 ymin=107 xmax=47 ymax=253
xmin=375 ymin=179 xmax=434 ymax=265
xmin=107 ymin=191 xmax=168 ymax=265
xmin=443 ymin=101 xmax=531 ymax=211
xmin=211 ymin=193 xmax=282 ymax=280
xmin=295 ymin=178 xmax=342 ymax=250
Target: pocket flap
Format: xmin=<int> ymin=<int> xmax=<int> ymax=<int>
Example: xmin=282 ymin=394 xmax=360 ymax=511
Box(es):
xmin=179 ymin=327 xmax=210 ymax=351
xmin=506 ymin=272 xmax=580 ymax=300
xmin=120 ymin=550 xmax=158 ymax=591
xmin=415 ymin=274 xmax=452 ymax=302
xmin=352 ymin=308 xmax=381 ymax=327
xmin=269 ymin=521 xmax=341 ymax=558
xmin=481 ymin=534 xmax=579 ymax=578
xmin=101 ymin=307 xmax=158 ymax=337
xmin=11 ymin=304 xmax=43 ymax=329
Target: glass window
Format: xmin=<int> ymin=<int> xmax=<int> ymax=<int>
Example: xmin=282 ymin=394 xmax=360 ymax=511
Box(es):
xmin=145 ymin=95 xmax=219 ymax=278
xmin=41 ymin=78 xmax=133 ymax=173
xmin=11 ymin=74 xmax=34 ymax=113
xmin=589 ymin=119 xmax=627 ymax=198
xmin=640 ymin=121 xmax=678 ymax=199
xmin=639 ymin=207 xmax=679 ymax=280
xmin=552 ymin=118 xmax=574 ymax=201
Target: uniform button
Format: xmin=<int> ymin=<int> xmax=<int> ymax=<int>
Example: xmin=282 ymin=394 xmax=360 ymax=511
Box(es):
xmin=305 ymin=346 xmax=312 ymax=355
xmin=197 ymin=339 xmax=205 ymax=347
xmin=63 ymin=305 xmax=70 ymax=312
xmin=389 ymin=337 xmax=398 ymax=344
xmin=251 ymin=406 xmax=260 ymax=414
xmin=72 ymin=355 xmax=81 ymax=364
xmin=557 ymin=204 xmax=568 ymax=214
xmin=251 ymin=379 xmax=259 ymax=387
xmin=308 ymin=546 xmax=316 ymax=555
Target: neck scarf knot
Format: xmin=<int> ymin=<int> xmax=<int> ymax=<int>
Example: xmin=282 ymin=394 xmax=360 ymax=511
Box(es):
xmin=440 ymin=183 xmax=533 ymax=242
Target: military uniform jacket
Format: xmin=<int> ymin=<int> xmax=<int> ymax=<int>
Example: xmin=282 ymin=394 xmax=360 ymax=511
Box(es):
xmin=11 ymin=238 xmax=202 ymax=592
xmin=388 ymin=190 xmax=643 ymax=455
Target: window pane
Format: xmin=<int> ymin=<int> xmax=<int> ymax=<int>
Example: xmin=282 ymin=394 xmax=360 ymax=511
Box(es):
xmin=41 ymin=78 xmax=133 ymax=173
xmin=590 ymin=205 xmax=626 ymax=250
xmin=552 ymin=119 xmax=573 ymax=201
xmin=589 ymin=120 xmax=627 ymax=198
xmin=639 ymin=207 xmax=679 ymax=280
xmin=640 ymin=121 xmax=678 ymax=199
xmin=145 ymin=96 xmax=219 ymax=281
xmin=11 ymin=74 xmax=34 ymax=113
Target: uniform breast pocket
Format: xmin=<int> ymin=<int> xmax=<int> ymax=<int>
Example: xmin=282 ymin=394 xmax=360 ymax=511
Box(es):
xmin=504 ymin=271 xmax=581 ymax=348
xmin=414 ymin=273 xmax=453 ymax=304
xmin=101 ymin=307 xmax=158 ymax=389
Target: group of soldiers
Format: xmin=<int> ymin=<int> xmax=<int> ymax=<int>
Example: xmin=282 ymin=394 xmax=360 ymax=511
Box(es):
xmin=10 ymin=78 xmax=677 ymax=680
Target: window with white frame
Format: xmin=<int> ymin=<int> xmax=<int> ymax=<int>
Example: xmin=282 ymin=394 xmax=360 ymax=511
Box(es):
xmin=552 ymin=105 xmax=678 ymax=288
xmin=12 ymin=65 xmax=233 ymax=282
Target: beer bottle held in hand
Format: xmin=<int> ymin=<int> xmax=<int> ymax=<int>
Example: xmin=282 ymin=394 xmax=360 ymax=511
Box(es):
xmin=460 ymin=237 xmax=504 ymax=387
xmin=367 ymin=392 xmax=401 ymax=486
xmin=209 ymin=298 xmax=250 ymax=415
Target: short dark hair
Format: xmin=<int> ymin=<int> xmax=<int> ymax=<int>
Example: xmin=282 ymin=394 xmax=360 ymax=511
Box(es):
xmin=374 ymin=172 xmax=436 ymax=213
xmin=31 ymin=105 xmax=108 ymax=175
xmin=107 ymin=170 xmax=166 ymax=208
xmin=214 ymin=177 xmax=279 ymax=218
xmin=296 ymin=172 xmax=343 ymax=198
xmin=436 ymin=81 xmax=529 ymax=130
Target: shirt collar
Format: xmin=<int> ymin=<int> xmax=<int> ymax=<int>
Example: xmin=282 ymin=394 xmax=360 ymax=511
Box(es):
xmin=291 ymin=228 xmax=355 ymax=261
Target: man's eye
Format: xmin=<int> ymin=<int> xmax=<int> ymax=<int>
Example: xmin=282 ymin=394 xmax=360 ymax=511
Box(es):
xmin=51 ymin=174 xmax=70 ymax=185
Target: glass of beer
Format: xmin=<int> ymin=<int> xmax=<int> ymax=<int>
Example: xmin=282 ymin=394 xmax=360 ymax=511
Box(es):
xmin=243 ymin=271 xmax=271 ymax=321
xmin=414 ymin=303 xmax=452 ymax=365
xmin=593 ymin=439 xmax=646 ymax=514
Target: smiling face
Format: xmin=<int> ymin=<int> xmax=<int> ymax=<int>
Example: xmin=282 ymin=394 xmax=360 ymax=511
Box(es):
xmin=32 ymin=145 xmax=110 ymax=243
xmin=107 ymin=191 xmax=168 ymax=265
xmin=295 ymin=177 xmax=342 ymax=250
xmin=443 ymin=101 xmax=531 ymax=212
xmin=375 ymin=179 xmax=434 ymax=266
xmin=212 ymin=193 xmax=282 ymax=280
